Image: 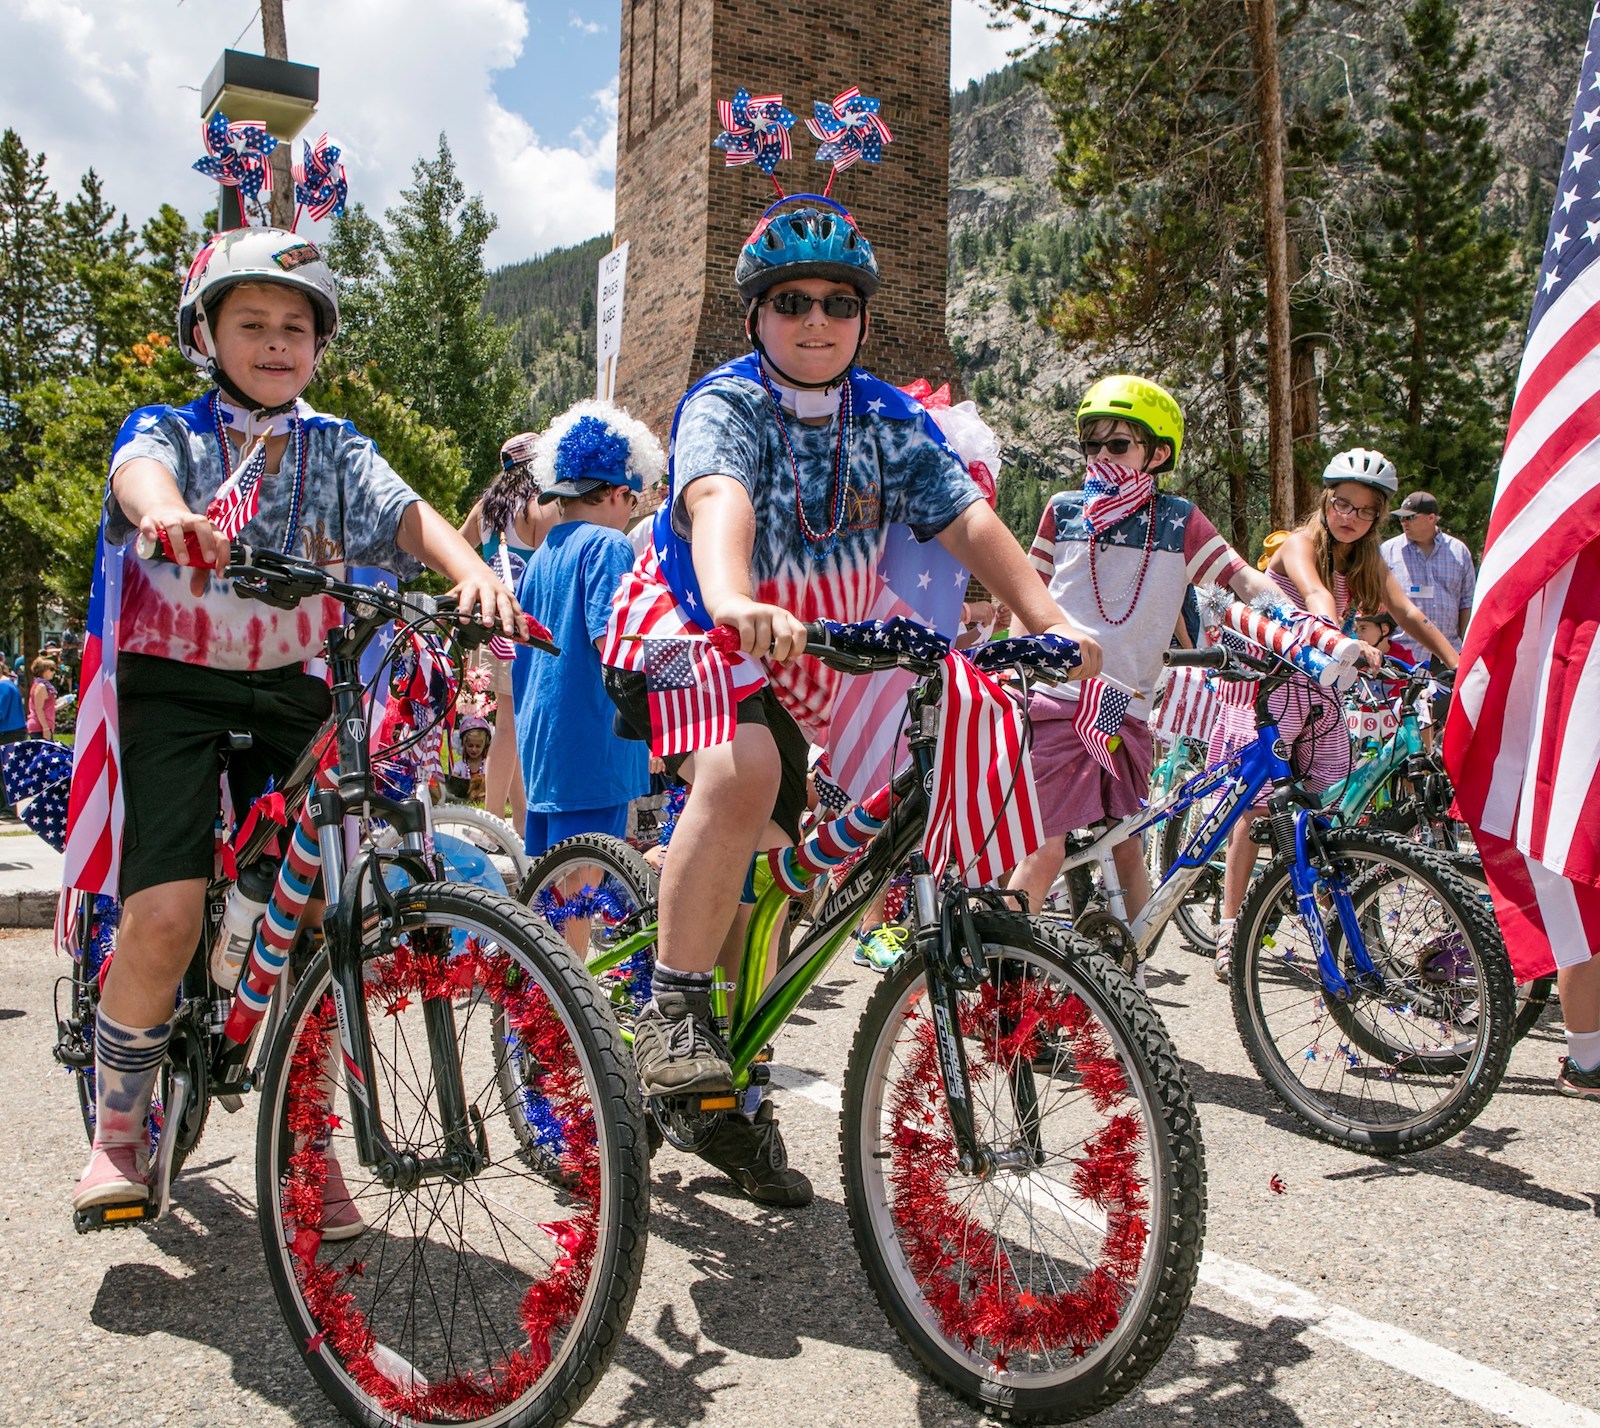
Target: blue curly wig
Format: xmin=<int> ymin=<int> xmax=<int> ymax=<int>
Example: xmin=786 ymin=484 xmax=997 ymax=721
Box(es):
xmin=555 ymin=415 xmax=637 ymax=491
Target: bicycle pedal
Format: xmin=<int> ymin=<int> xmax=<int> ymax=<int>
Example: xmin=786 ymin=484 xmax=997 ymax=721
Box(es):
xmin=73 ymin=1198 xmax=153 ymax=1234
xmin=217 ymin=1093 xmax=244 ymax=1113
xmin=692 ymin=1093 xmax=739 ymax=1113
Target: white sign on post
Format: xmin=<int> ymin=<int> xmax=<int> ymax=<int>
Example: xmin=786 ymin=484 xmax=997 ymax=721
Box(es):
xmin=595 ymin=240 xmax=630 ymax=401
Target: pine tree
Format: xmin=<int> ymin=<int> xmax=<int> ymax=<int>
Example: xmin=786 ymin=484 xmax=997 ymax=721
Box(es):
xmin=1330 ymin=0 xmax=1521 ymax=545
xmin=62 ymin=170 xmax=145 ymax=368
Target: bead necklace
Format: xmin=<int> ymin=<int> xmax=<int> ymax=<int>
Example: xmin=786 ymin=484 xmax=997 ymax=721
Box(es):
xmin=1088 ymin=493 xmax=1158 ymax=626
xmin=211 ymin=392 xmax=307 ymax=554
xmin=756 ymin=360 xmax=853 ymax=561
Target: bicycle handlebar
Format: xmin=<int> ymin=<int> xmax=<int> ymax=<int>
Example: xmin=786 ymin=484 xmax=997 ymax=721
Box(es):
xmin=1164 ymin=647 xmax=1231 ymax=670
xmin=792 ymin=618 xmax=1083 ymax=681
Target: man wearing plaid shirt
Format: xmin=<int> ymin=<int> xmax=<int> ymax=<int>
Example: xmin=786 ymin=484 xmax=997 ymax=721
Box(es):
xmin=1379 ymin=491 xmax=1477 ymax=659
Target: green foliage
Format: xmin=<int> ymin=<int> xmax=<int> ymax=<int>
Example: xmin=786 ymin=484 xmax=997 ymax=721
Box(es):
xmin=323 ymin=136 xmax=524 ymax=493
xmin=1326 ymin=0 xmax=1522 ymax=546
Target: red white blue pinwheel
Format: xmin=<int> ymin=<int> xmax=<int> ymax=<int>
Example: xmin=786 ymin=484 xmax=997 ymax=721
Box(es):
xmin=806 ymin=87 xmax=892 ymax=180
xmin=293 ymin=133 xmax=348 ymax=223
xmin=192 ymin=111 xmax=279 ymax=204
xmin=713 ymin=89 xmax=796 ymax=179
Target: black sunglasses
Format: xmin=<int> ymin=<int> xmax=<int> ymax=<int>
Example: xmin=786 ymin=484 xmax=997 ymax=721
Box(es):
xmin=1081 ymin=437 xmax=1143 ymax=457
xmin=764 ymin=290 xmax=862 ymax=319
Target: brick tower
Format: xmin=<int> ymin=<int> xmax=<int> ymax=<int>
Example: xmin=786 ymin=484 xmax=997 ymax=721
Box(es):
xmin=612 ymin=0 xmax=958 ymax=437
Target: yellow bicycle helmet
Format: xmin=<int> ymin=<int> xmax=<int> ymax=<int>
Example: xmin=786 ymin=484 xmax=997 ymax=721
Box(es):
xmin=1077 ymin=375 xmax=1184 ymax=473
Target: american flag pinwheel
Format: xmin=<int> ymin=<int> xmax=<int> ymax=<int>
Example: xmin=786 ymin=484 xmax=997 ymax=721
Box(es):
xmin=806 ymin=87 xmax=892 ymax=175
xmin=192 ymin=111 xmax=279 ymax=204
xmin=713 ymin=88 xmax=796 ymax=176
xmin=293 ymin=133 xmax=348 ymax=222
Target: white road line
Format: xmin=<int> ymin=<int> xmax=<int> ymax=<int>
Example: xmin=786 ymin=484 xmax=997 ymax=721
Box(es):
xmin=770 ymin=1066 xmax=1600 ymax=1428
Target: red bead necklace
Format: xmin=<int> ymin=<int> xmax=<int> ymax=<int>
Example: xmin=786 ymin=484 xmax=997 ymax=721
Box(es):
xmin=1088 ymin=494 xmax=1158 ymax=626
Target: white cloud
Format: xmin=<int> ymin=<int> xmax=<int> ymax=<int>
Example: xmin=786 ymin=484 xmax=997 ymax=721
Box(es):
xmin=0 ymin=0 xmax=616 ymax=267
xmin=950 ymin=0 xmax=1041 ymax=89
xmin=568 ymin=12 xmax=605 ymax=34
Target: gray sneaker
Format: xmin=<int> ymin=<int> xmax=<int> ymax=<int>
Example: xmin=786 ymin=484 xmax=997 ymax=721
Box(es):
xmin=696 ymin=1102 xmax=813 ymax=1207
xmin=632 ymin=995 xmax=733 ymax=1098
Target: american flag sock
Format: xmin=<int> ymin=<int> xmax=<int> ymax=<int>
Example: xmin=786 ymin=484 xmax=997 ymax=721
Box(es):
xmin=648 ymin=964 xmax=714 ymax=1021
xmin=93 ymin=1009 xmax=172 ymax=1147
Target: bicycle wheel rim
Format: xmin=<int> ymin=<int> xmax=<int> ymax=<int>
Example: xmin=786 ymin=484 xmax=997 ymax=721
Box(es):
xmin=432 ymin=804 xmax=531 ymax=891
xmin=851 ymin=942 xmax=1173 ymax=1388
xmin=1235 ymin=842 xmax=1507 ymax=1144
xmin=261 ymin=904 xmax=630 ymax=1426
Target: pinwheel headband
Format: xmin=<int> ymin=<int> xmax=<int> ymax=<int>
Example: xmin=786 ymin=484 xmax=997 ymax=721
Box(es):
xmin=713 ymin=83 xmax=894 ymax=201
xmin=193 ymin=113 xmax=350 ymax=232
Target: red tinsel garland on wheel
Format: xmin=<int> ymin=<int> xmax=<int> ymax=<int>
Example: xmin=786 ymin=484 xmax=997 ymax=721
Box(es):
xmin=279 ymin=937 xmax=601 ymax=1418
xmin=884 ymin=972 xmax=1150 ymax=1369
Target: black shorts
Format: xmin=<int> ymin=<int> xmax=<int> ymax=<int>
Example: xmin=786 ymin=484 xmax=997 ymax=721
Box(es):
xmin=603 ymin=667 xmax=809 ymax=842
xmin=118 ymin=653 xmax=332 ymax=899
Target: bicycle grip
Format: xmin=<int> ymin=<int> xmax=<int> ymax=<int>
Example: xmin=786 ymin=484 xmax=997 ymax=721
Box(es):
xmin=1163 ymin=647 xmax=1230 ymax=669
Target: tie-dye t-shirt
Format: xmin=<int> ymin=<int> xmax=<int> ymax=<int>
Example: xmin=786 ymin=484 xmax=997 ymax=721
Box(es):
xmin=106 ymin=391 xmax=422 ymax=671
xmin=612 ymin=359 xmax=982 ymax=733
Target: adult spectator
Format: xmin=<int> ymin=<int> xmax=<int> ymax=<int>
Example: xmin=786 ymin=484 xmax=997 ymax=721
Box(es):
xmin=25 ymin=656 xmax=57 ymax=740
xmin=1379 ymin=491 xmax=1476 ymax=658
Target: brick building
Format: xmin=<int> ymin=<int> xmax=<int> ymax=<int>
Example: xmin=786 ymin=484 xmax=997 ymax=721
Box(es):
xmin=613 ymin=0 xmax=959 ymax=437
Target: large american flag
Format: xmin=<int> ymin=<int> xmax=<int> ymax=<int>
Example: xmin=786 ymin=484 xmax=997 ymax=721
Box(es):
xmin=923 ymin=652 xmax=1043 ymax=885
xmin=1442 ymin=8 xmax=1600 ymax=983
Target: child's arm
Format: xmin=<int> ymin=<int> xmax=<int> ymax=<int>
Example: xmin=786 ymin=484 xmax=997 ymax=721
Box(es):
xmin=1276 ymin=530 xmax=1341 ymax=622
xmin=1380 ymin=568 xmax=1460 ymax=668
xmin=113 ymin=457 xmax=230 ymax=573
xmin=934 ymin=504 xmax=1103 ymax=678
xmin=683 ymin=475 xmax=808 ymax=661
xmin=397 ymin=502 xmax=521 ymax=634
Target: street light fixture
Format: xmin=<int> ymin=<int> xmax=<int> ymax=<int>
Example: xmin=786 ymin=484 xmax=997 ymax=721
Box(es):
xmin=200 ymin=49 xmax=319 ymax=229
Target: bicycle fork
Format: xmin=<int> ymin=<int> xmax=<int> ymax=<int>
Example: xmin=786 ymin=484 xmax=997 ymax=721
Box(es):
xmin=1283 ymin=808 xmax=1379 ymax=1003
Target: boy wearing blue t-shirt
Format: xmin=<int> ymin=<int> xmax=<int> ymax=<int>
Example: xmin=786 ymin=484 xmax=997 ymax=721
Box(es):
xmin=67 ymin=227 xmax=521 ymax=1218
xmin=513 ymin=401 xmax=664 ymax=858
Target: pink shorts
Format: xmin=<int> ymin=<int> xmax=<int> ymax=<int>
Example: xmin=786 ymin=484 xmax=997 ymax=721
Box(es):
xmin=1029 ymin=709 xmax=1154 ymax=839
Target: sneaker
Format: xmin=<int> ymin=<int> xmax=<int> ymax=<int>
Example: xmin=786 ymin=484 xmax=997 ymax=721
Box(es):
xmin=320 ymin=1152 xmax=366 ymax=1241
xmin=852 ymin=924 xmax=910 ymax=973
xmin=1214 ymin=922 xmax=1234 ymax=984
xmin=633 ymin=998 xmax=733 ymax=1098
xmin=1556 ymin=1056 xmax=1600 ymax=1101
xmin=72 ymin=1142 xmax=149 ymax=1211
xmin=695 ymin=1102 xmax=813 ymax=1207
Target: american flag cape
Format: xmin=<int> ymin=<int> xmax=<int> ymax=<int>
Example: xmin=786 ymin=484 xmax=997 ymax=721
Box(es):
xmin=923 ymin=651 xmax=1044 ymax=885
xmin=1442 ymin=10 xmax=1600 ymax=983
xmin=603 ymin=353 xmax=972 ymax=782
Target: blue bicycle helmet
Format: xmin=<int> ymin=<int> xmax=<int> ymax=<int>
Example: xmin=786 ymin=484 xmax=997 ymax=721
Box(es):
xmin=735 ymin=195 xmax=879 ymax=303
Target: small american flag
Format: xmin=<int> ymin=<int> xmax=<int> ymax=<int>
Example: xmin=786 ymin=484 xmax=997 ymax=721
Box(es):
xmin=923 ymin=652 xmax=1043 ymax=885
xmin=205 ymin=434 xmax=271 ymax=540
xmin=1073 ymin=677 xmax=1133 ymax=778
xmin=644 ymin=637 xmax=735 ymax=759
xmin=1442 ymin=10 xmax=1600 ymax=983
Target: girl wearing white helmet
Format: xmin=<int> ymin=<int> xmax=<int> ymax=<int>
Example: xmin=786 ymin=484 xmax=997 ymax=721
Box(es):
xmin=1206 ymin=446 xmax=1460 ymax=982
xmin=65 ymin=227 xmax=525 ymax=1220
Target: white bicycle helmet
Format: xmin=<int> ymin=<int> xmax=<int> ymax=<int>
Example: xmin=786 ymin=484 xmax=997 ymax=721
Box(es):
xmin=178 ymin=228 xmax=340 ymax=403
xmin=1321 ymin=447 xmax=1397 ymax=496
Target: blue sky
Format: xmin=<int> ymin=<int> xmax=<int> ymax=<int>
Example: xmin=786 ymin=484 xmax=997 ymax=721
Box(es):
xmin=2 ymin=0 xmax=1033 ymax=267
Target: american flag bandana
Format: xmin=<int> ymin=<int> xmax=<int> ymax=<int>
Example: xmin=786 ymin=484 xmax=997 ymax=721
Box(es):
xmin=205 ymin=398 xmax=306 ymax=541
xmin=923 ymin=651 xmax=1043 ymax=885
xmin=1080 ymin=460 xmax=1155 ymax=535
xmin=643 ymin=636 xmax=736 ymax=758
xmin=1073 ymin=677 xmax=1134 ymax=779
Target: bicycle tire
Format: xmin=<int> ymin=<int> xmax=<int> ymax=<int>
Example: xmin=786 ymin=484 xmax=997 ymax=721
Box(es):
xmin=255 ymin=883 xmax=648 ymax=1428
xmin=1154 ymin=810 xmax=1222 ymax=955
xmin=432 ymin=802 xmax=531 ymax=890
xmin=840 ymin=911 xmax=1205 ymax=1423
xmin=1230 ymin=831 xmax=1513 ymax=1156
xmin=514 ymin=834 xmax=658 ymax=1035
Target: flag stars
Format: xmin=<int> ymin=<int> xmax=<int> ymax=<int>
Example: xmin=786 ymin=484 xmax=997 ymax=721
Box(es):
xmin=1585 ymin=217 xmax=1600 ymax=245
xmin=1552 ymin=225 xmax=1572 ymax=254
xmin=867 ymin=398 xmax=886 ymax=415
xmin=917 ymin=570 xmax=932 ymax=590
xmin=1584 ymin=108 xmax=1600 ymax=134
xmin=1543 ymin=267 xmax=1563 ymax=294
xmin=1561 ymin=187 xmax=1581 ymax=213
xmin=1570 ymin=144 xmax=1593 ymax=175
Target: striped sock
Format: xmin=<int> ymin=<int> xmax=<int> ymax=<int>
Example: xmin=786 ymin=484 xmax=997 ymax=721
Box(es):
xmin=93 ymin=1010 xmax=172 ymax=1147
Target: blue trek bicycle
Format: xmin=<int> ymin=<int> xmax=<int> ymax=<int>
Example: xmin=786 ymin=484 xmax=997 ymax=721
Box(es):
xmin=1048 ymin=641 xmax=1513 ymax=1156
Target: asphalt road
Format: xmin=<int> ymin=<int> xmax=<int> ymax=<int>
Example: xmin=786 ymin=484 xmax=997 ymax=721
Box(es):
xmin=1 ymin=923 xmax=1595 ymax=1428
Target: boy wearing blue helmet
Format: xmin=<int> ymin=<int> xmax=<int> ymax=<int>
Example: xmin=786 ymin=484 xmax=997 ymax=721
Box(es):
xmin=602 ymin=197 xmax=1101 ymax=1205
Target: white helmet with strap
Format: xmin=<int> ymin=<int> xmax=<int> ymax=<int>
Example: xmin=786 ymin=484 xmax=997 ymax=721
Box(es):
xmin=1322 ymin=447 xmax=1398 ymax=496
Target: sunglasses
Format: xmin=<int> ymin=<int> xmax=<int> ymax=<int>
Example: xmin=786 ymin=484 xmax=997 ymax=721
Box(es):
xmin=763 ymin=290 xmax=863 ymax=319
xmin=1328 ymin=495 xmax=1382 ymax=522
xmin=1396 ymin=510 xmax=1432 ymax=522
xmin=1081 ymin=437 xmax=1144 ymax=457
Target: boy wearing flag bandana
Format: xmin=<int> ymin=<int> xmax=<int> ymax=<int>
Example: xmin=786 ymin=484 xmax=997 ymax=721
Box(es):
xmin=1005 ymin=377 xmax=1274 ymax=930
xmin=67 ymin=227 xmax=521 ymax=1217
xmin=601 ymin=197 xmax=1100 ymax=1206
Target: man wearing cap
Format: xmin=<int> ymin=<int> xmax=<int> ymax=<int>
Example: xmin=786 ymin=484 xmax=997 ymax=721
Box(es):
xmin=1379 ymin=491 xmax=1476 ymax=659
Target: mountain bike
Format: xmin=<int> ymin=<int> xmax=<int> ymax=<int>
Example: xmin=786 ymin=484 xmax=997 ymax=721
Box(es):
xmin=1035 ymin=638 xmax=1512 ymax=1157
xmin=520 ymin=619 xmax=1206 ymax=1424
xmin=55 ymin=544 xmax=647 ymax=1428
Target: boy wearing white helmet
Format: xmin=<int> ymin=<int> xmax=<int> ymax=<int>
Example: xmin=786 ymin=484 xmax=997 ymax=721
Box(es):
xmin=66 ymin=227 xmax=522 ymax=1218
xmin=1207 ymin=447 xmax=1460 ymax=980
